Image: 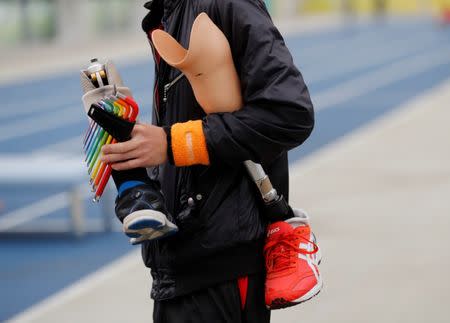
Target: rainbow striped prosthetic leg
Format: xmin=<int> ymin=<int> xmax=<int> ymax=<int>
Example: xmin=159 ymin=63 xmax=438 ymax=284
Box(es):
xmin=80 ymin=59 xmax=178 ymax=244
xmin=83 ymin=92 xmax=139 ymax=201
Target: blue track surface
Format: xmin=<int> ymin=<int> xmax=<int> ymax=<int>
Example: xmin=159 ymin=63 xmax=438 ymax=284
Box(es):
xmin=1 ymin=18 xmax=449 ymax=321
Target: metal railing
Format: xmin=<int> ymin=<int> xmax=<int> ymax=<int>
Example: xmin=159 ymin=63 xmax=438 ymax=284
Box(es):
xmin=0 ymin=155 xmax=115 ymax=237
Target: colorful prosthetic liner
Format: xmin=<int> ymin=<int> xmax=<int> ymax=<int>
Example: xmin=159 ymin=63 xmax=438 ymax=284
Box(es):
xmin=81 ymin=59 xmax=139 ymax=202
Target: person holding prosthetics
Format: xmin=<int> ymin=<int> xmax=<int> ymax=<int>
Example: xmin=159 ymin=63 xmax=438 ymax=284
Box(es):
xmin=81 ymin=0 xmax=322 ymax=321
xmin=81 ymin=58 xmax=179 ymax=244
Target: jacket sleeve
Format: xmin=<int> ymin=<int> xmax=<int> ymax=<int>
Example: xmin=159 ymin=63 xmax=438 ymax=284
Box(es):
xmin=201 ymin=0 xmax=314 ymax=166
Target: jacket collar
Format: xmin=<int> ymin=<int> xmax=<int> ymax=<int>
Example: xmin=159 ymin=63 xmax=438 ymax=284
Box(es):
xmin=142 ymin=0 xmax=184 ymax=33
xmin=163 ymin=0 xmax=183 ymax=15
xmin=144 ymin=0 xmax=182 ymax=16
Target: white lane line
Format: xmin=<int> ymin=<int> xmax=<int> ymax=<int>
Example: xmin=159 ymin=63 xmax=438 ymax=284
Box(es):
xmin=0 ymin=192 xmax=69 ymax=231
xmin=303 ymin=31 xmax=440 ymax=83
xmin=28 ymin=35 xmax=440 ymax=154
xmin=1 ymin=98 xmax=77 ymax=121
xmin=0 ymin=23 xmax=428 ymax=121
xmin=5 ymin=220 xmax=121 ymax=233
xmin=5 ymin=38 xmax=447 ymax=145
xmin=33 ymin=135 xmax=83 ymax=154
xmin=298 ymin=28 xmax=435 ymax=70
xmin=0 ymin=26 xmax=443 ymax=142
xmin=10 ymin=39 xmax=447 ymax=150
xmin=291 ymin=24 xmax=394 ymax=59
xmin=0 ymin=154 xmax=85 ymax=183
xmin=2 ymin=84 xmax=147 ymax=121
xmin=0 ymin=106 xmax=82 ymax=144
xmin=0 ymin=88 xmax=151 ymax=144
xmin=32 ymin=110 xmax=152 ymax=155
xmin=32 ymin=113 xmax=151 ymax=155
xmin=314 ymin=47 xmax=450 ymax=111
xmin=4 ymin=250 xmax=141 ymax=323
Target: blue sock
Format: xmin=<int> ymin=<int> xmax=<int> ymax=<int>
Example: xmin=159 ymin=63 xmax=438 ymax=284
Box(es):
xmin=118 ymin=181 xmax=146 ymax=197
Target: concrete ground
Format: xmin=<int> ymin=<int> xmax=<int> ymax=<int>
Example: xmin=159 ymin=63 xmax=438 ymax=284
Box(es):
xmin=7 ymin=74 xmax=450 ymax=322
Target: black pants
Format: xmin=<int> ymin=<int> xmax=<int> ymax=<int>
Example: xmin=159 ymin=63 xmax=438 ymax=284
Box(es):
xmin=153 ymin=273 xmax=270 ymax=323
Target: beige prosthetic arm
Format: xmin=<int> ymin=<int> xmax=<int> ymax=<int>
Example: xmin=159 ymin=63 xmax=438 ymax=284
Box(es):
xmin=152 ymin=13 xmax=242 ymax=114
xmin=152 ymin=13 xmax=280 ymax=204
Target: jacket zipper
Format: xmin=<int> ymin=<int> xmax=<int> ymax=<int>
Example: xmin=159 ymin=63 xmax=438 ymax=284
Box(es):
xmin=163 ymin=73 xmax=185 ymax=102
xmin=149 ymin=39 xmax=161 ymax=124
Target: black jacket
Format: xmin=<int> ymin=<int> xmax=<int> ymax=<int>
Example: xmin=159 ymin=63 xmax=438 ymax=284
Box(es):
xmin=141 ymin=0 xmax=314 ymax=300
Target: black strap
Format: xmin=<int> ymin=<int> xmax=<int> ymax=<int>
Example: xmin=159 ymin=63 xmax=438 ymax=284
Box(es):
xmin=87 ymin=104 xmax=135 ymax=142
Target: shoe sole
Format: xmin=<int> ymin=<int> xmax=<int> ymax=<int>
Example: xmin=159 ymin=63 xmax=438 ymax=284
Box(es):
xmin=123 ymin=210 xmax=178 ymax=240
xmin=130 ymin=228 xmax=178 ymax=245
xmin=268 ymin=277 xmax=323 ymax=310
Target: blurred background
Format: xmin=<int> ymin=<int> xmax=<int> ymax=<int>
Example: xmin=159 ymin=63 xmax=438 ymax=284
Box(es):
xmin=1 ymin=0 xmax=450 ymax=47
xmin=1 ymin=0 xmax=450 ymax=322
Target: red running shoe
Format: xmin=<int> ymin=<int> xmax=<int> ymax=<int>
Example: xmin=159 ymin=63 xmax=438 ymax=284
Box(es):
xmin=264 ymin=209 xmax=322 ymax=309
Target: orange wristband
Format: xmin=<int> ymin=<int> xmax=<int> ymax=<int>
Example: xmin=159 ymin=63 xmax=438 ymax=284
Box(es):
xmin=171 ymin=120 xmax=210 ymax=166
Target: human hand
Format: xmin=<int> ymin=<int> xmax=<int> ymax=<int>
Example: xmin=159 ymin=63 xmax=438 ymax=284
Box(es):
xmin=101 ymin=124 xmax=167 ymax=170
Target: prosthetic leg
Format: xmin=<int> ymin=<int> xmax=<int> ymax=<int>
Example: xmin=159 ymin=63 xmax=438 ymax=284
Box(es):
xmin=80 ymin=59 xmax=178 ymax=244
xmin=152 ymin=13 xmax=322 ymax=308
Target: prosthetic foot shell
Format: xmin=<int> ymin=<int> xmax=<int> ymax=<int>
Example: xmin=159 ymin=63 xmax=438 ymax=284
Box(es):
xmin=151 ymin=13 xmax=243 ymax=114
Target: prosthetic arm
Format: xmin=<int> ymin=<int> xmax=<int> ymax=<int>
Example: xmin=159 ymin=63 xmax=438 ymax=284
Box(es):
xmin=152 ymin=13 xmax=293 ymax=221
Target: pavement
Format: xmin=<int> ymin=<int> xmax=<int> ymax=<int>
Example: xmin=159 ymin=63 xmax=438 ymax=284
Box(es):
xmin=2 ymin=15 xmax=450 ymax=323
xmin=8 ymin=74 xmax=450 ymax=323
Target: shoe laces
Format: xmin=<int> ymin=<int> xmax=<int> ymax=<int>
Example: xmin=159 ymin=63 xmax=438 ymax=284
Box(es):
xmin=264 ymin=227 xmax=319 ymax=274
